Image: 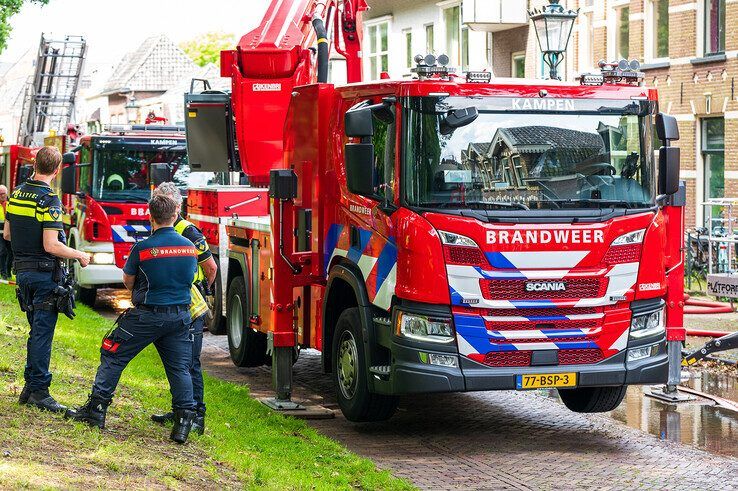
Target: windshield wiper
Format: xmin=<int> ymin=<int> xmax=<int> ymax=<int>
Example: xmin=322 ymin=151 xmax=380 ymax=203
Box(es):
xmin=543 ymin=198 xmax=635 ymax=209
xmin=465 ymin=201 xmax=530 ymax=211
xmin=417 ymin=201 xmax=530 ymax=210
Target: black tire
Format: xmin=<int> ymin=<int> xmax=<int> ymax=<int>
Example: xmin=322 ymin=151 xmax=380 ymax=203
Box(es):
xmin=206 ymin=267 xmax=226 ymax=335
xmin=78 ymin=286 xmax=97 ymax=306
xmin=226 ymin=276 xmax=267 ymax=367
xmin=332 ymin=307 xmax=398 ymax=422
xmin=66 ymin=239 xmax=96 ymax=306
xmin=558 ymin=385 xmax=628 ymax=413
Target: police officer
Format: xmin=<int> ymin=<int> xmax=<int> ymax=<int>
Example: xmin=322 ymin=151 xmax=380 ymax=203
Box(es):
xmin=66 ymin=194 xmax=199 ymax=444
xmin=149 ymin=182 xmax=217 ymax=434
xmin=3 ymin=147 xmax=90 ymax=412
xmin=0 ymin=184 xmax=12 ymax=279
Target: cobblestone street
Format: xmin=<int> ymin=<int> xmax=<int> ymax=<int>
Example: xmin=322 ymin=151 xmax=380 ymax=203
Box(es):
xmin=201 ymin=334 xmax=738 ymax=491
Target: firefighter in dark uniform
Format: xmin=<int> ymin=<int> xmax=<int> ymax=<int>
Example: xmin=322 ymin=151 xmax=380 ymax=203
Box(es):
xmin=3 ymin=146 xmax=90 ymax=412
xmin=66 ymin=194 xmax=199 ymax=444
xmin=149 ymin=182 xmax=217 ymax=434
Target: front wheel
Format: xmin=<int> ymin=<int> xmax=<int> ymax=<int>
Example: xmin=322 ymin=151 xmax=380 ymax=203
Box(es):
xmin=332 ymin=307 xmax=398 ymax=422
xmin=226 ymin=276 xmax=267 ymax=367
xmin=558 ymin=385 xmax=627 ymax=413
xmin=66 ymin=240 xmax=96 ymax=306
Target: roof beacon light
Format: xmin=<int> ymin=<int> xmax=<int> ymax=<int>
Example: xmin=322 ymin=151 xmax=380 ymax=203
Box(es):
xmin=578 ymin=58 xmax=644 ymax=86
xmin=466 ymin=71 xmax=492 ymax=83
xmin=412 ymin=53 xmax=455 ymax=80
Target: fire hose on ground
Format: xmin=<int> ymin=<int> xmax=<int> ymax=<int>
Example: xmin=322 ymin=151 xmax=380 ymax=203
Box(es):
xmin=683 ymin=294 xmax=734 ymax=315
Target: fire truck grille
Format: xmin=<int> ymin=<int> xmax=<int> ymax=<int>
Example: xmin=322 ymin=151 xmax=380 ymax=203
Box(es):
xmin=485 ymin=319 xmax=599 ymax=332
xmin=480 ymin=351 xmax=532 ymax=367
xmin=485 ymin=307 xmax=598 ymax=317
xmin=480 ymin=278 xmax=607 ymax=300
xmin=558 ymin=348 xmax=604 ymax=365
xmin=471 ymin=348 xmax=604 ymax=367
xmin=603 ymin=244 xmax=642 ymax=264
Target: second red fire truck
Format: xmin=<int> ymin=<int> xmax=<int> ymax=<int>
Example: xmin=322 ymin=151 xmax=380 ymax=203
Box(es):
xmin=184 ymin=0 xmax=685 ymax=421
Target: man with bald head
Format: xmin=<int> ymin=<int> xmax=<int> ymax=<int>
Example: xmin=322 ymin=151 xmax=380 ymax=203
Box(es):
xmin=0 ymin=184 xmax=11 ymax=279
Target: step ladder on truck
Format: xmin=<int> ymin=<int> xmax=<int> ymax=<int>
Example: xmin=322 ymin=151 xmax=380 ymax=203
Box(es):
xmin=184 ymin=0 xmax=687 ymax=421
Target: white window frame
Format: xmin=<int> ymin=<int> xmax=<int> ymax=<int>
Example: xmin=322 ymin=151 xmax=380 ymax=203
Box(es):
xmin=644 ymin=0 xmax=669 ymax=63
xmin=403 ymin=28 xmax=414 ymax=69
xmin=607 ymin=0 xmax=630 ymax=61
xmin=511 ymin=51 xmax=526 ymax=78
xmin=425 ymin=23 xmax=436 ymax=55
xmin=437 ymin=0 xmax=463 ymax=70
xmin=364 ymin=15 xmax=392 ymax=80
xmin=577 ymin=3 xmax=595 ymax=73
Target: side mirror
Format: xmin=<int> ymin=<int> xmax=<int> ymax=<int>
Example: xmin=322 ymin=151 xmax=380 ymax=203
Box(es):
xmin=655 ymin=113 xmax=680 ymax=142
xmin=345 ymin=107 xmax=374 ymax=138
xmin=62 ymin=152 xmax=76 ymax=164
xmin=150 ymin=163 xmax=172 ymax=187
xmin=658 ymin=146 xmax=680 ymax=196
xmin=61 ymin=165 xmax=77 ymax=195
xmin=345 ymin=143 xmax=376 ymax=197
xmin=440 ymin=107 xmax=479 ymax=135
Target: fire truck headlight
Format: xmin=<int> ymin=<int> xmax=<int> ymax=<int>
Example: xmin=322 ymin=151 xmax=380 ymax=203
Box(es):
xmin=612 ymin=229 xmax=646 ymax=246
xmin=91 ymin=252 xmax=115 ymax=265
xmin=396 ymin=312 xmax=454 ymax=343
xmin=629 ymin=307 xmax=665 ymax=339
xmin=438 ymin=230 xmax=478 ymax=247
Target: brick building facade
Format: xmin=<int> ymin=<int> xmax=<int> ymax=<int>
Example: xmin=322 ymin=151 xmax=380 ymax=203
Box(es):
xmin=569 ymin=0 xmax=738 ymax=230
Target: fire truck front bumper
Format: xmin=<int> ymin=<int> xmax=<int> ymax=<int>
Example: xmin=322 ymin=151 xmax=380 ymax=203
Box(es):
xmin=384 ymin=336 xmax=668 ymax=395
xmin=76 ymin=263 xmax=123 ymax=288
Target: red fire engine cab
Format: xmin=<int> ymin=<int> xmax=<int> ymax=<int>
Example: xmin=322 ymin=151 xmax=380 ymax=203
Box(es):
xmin=185 ymin=0 xmax=685 ymax=421
xmin=60 ymin=125 xmax=191 ymax=305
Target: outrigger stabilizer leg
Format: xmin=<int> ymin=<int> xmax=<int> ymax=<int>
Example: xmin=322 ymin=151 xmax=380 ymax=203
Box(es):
xmin=262 ymin=332 xmax=304 ymax=411
xmin=683 ymin=331 xmax=738 ymax=366
xmin=647 ymin=340 xmax=695 ymax=403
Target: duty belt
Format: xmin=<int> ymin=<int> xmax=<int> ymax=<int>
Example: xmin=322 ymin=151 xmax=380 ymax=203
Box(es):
xmin=14 ymin=259 xmax=56 ymax=272
xmin=137 ymin=304 xmax=189 ymax=314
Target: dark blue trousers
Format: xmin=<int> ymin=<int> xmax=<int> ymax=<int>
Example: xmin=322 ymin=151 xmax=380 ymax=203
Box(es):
xmin=190 ymin=315 xmax=205 ymax=412
xmin=16 ymin=270 xmax=59 ymax=391
xmin=92 ymin=308 xmax=196 ymax=410
xmin=0 ymin=237 xmax=12 ymax=278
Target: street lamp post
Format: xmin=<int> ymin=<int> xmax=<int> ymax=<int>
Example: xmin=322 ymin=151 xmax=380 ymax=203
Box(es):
xmin=124 ymin=94 xmax=139 ymax=124
xmin=528 ymin=0 xmax=579 ymax=80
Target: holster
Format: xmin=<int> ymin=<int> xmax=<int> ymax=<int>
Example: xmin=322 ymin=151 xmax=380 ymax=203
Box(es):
xmin=16 ymin=287 xmax=29 ymax=312
xmin=52 ymin=284 xmax=76 ymax=320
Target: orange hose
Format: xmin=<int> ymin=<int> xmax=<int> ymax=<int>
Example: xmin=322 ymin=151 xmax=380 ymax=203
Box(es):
xmin=685 ymin=328 xmax=733 ymax=338
xmin=683 ymin=294 xmax=734 ymax=314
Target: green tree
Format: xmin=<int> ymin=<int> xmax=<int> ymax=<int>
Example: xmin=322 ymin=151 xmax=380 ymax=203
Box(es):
xmin=179 ymin=32 xmax=236 ymax=67
xmin=0 ymin=0 xmax=48 ymax=54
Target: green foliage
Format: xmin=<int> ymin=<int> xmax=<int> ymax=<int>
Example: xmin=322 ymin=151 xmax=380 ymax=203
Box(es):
xmin=0 ymin=285 xmax=413 ymax=489
xmin=179 ymin=31 xmax=236 ymax=67
xmin=0 ymin=0 xmax=48 ymax=54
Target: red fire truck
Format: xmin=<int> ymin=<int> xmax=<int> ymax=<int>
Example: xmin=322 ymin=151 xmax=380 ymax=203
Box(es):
xmin=60 ymin=125 xmax=195 ymax=305
xmin=185 ymin=0 xmax=685 ymax=421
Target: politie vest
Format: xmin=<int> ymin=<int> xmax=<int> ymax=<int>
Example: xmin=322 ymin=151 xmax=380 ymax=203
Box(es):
xmin=6 ymin=180 xmax=65 ymax=262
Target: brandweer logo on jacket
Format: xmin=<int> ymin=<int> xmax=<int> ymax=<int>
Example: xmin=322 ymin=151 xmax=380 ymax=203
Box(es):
xmin=486 ymin=229 xmax=605 ymax=245
xmin=139 ymin=246 xmax=197 ymax=261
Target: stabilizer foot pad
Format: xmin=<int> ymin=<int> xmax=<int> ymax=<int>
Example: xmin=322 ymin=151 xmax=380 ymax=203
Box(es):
xmin=259 ymin=398 xmax=335 ymax=419
xmin=645 ymin=386 xmax=696 ymax=403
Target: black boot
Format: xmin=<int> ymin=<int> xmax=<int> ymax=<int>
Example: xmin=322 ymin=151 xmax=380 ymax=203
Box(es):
xmin=18 ymin=385 xmax=30 ymax=405
xmin=65 ymin=394 xmax=111 ymax=429
xmin=170 ymin=409 xmax=196 ymax=444
xmin=151 ymin=411 xmax=175 ymax=424
xmin=27 ymin=389 xmax=66 ymax=413
xmin=192 ymin=410 xmax=205 ymax=436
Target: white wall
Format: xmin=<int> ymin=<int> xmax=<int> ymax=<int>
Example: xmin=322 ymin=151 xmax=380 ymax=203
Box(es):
xmin=363 ymin=0 xmax=490 ymax=80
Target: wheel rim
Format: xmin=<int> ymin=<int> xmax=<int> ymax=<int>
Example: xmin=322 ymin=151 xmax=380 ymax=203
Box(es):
xmin=337 ymin=330 xmax=359 ymax=400
xmin=229 ymin=294 xmax=243 ymax=348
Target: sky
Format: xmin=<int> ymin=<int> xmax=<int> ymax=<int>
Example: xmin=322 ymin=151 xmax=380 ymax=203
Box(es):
xmin=0 ymin=0 xmax=271 ymax=65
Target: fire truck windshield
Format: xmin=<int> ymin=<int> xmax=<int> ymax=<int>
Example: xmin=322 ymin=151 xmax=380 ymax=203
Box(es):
xmin=403 ymin=96 xmax=657 ymax=213
xmin=91 ymin=144 xmax=213 ymax=202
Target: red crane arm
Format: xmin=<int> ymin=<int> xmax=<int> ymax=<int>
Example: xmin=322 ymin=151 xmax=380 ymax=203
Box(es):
xmin=221 ymin=0 xmax=367 ymax=184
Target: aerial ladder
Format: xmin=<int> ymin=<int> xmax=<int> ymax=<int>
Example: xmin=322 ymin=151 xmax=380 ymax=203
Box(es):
xmin=17 ymin=34 xmax=87 ymax=146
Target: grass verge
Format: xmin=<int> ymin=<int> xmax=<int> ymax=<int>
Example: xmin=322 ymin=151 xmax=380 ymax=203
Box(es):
xmin=0 ymin=285 xmax=412 ymax=490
